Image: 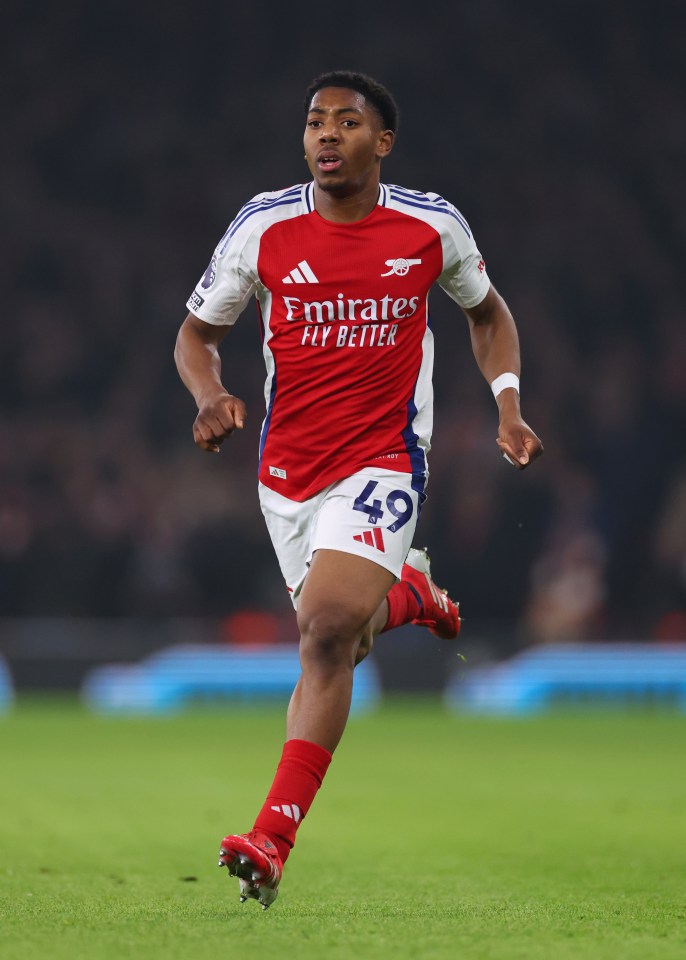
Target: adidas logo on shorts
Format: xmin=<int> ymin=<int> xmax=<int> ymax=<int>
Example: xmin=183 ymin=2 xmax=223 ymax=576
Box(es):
xmin=353 ymin=529 xmax=385 ymax=552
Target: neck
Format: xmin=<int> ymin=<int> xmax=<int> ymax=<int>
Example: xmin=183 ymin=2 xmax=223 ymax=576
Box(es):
xmin=313 ymin=178 xmax=380 ymax=223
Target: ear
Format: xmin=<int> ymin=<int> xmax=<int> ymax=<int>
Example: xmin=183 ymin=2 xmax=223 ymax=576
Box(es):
xmin=375 ymin=129 xmax=395 ymax=160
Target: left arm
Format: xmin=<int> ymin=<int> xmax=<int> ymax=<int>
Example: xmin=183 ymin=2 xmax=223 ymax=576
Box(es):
xmin=463 ymin=285 xmax=543 ymax=469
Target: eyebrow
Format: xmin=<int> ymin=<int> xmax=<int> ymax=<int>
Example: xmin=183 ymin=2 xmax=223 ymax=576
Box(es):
xmin=307 ymin=106 xmax=364 ymax=116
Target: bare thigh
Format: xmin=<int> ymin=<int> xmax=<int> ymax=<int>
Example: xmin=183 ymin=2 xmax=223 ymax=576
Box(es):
xmin=296 ymin=548 xmax=396 ymax=656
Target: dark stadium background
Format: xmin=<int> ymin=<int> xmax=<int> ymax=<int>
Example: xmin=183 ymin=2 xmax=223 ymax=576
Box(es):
xmin=1 ymin=0 xmax=684 ymax=689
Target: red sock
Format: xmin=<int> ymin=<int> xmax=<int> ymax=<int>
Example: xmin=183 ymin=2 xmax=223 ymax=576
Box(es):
xmin=253 ymin=738 xmax=332 ymax=864
xmin=382 ymin=581 xmax=422 ymax=632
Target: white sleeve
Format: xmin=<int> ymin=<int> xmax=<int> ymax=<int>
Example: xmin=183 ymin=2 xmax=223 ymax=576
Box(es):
xmin=185 ymin=202 xmax=262 ymax=326
xmin=432 ymin=196 xmax=491 ymax=310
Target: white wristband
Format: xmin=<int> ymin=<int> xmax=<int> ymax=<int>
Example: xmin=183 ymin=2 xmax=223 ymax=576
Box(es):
xmin=490 ymin=372 xmax=520 ymax=399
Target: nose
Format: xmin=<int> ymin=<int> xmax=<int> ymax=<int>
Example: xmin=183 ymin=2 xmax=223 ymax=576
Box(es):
xmin=318 ymin=121 xmax=339 ymax=143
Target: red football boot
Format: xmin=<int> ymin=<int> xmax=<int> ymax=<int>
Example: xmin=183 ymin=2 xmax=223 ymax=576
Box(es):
xmin=401 ymin=548 xmax=461 ymax=639
xmin=218 ymin=830 xmax=283 ymax=910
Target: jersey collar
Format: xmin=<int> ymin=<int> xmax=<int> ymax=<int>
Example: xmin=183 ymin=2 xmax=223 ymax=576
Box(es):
xmin=305 ymin=182 xmax=389 ymax=212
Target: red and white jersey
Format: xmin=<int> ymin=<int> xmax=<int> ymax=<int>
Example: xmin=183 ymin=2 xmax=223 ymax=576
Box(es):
xmin=186 ymin=182 xmax=490 ymax=502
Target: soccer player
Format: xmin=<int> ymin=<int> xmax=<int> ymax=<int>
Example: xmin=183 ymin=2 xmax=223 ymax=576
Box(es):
xmin=175 ymin=71 xmax=543 ymax=908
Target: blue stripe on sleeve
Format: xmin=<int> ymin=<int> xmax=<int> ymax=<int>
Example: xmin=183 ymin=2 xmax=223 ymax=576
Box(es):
xmin=218 ymin=187 xmax=304 ymax=253
xmin=388 ymin=187 xmax=471 ymax=238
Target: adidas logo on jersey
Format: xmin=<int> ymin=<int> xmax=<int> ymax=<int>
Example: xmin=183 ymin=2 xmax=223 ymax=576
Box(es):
xmin=282 ymin=260 xmax=319 ymax=284
xmin=353 ymin=529 xmax=385 ymax=552
xmin=270 ymin=803 xmax=301 ymax=822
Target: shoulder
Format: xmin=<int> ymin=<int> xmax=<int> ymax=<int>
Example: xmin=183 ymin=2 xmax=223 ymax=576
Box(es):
xmin=383 ymin=183 xmax=473 ymax=240
xmin=238 ymin=183 xmax=310 ymax=216
xmin=216 ymin=183 xmax=311 ymax=255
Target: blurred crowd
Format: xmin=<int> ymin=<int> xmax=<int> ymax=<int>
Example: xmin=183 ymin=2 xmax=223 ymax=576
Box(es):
xmin=1 ymin=0 xmax=684 ymax=646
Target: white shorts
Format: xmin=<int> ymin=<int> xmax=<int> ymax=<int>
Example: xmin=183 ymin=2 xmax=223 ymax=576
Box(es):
xmin=259 ymin=467 xmax=422 ymax=608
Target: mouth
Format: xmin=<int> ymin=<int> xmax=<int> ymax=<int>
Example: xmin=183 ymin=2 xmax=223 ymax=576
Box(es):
xmin=316 ymin=151 xmax=343 ymax=172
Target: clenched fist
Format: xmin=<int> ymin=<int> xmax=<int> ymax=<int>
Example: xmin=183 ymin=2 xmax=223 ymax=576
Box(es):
xmin=193 ymin=392 xmax=247 ymax=453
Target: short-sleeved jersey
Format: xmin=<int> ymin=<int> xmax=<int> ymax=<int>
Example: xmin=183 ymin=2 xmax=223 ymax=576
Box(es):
xmin=186 ymin=182 xmax=490 ymax=503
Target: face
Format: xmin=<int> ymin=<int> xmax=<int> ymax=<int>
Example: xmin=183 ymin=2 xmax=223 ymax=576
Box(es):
xmin=303 ymin=87 xmax=394 ymax=195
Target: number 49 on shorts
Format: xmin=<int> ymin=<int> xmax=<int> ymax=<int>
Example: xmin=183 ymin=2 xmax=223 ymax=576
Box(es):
xmin=353 ymin=481 xmax=414 ymax=532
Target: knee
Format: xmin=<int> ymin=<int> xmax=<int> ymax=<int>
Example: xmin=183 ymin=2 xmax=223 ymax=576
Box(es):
xmin=298 ymin=606 xmax=369 ymax=671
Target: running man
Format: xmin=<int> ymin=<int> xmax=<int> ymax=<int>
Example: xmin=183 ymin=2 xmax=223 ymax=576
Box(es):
xmin=175 ymin=71 xmax=543 ymax=908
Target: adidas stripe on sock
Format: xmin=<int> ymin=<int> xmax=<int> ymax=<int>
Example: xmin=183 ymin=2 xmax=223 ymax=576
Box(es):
xmin=253 ymin=738 xmax=332 ymax=864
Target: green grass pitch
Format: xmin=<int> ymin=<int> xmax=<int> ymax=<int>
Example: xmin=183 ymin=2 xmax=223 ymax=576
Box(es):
xmin=1 ymin=696 xmax=685 ymax=960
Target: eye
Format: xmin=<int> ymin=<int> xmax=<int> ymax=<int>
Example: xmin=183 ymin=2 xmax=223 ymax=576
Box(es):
xmin=342 ymin=119 xmax=358 ymax=127
xmin=307 ymin=119 xmax=322 ymax=128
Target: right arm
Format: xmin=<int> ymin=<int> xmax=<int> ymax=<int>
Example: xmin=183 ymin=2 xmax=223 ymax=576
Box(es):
xmin=174 ymin=312 xmax=247 ymax=453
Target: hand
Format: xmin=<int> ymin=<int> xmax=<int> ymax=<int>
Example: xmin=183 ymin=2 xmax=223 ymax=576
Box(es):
xmin=192 ymin=392 xmax=247 ymax=453
xmin=496 ymin=415 xmax=543 ymax=470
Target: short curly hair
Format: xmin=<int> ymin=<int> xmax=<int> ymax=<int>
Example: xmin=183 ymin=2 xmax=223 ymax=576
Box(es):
xmin=303 ymin=71 xmax=399 ymax=133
